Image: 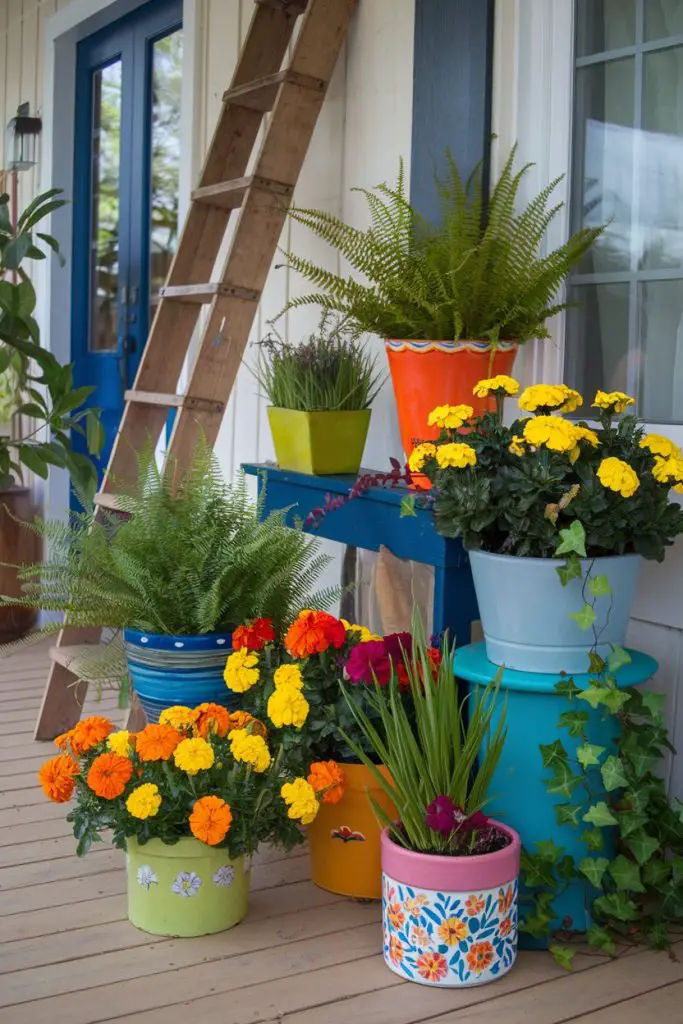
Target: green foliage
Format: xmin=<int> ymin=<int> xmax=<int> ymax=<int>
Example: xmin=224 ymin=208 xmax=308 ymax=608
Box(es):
xmin=278 ymin=146 xmax=602 ymax=343
xmin=2 ymin=444 xmax=335 ymax=641
xmin=253 ymin=312 xmax=383 ymax=412
xmin=0 ymin=190 xmax=101 ymax=492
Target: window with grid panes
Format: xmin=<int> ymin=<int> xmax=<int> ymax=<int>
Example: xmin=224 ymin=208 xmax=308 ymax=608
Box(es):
xmin=565 ymin=0 xmax=683 ymax=424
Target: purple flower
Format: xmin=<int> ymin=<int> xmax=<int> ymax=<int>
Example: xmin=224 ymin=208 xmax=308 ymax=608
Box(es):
xmin=345 ymin=640 xmax=391 ymax=686
xmin=425 ymin=795 xmax=458 ymax=835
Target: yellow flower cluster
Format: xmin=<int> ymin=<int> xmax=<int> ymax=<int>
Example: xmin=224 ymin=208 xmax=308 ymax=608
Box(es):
xmin=641 ymin=433 xmax=679 ymax=458
xmin=173 ymin=737 xmax=215 ymax=775
xmin=230 ymin=729 xmax=272 ymax=773
xmin=592 ymin=390 xmax=634 ymax=414
xmin=473 ymin=375 xmax=519 ymax=398
xmin=281 ymin=778 xmax=319 ymax=825
xmin=427 ymin=404 xmax=474 ymax=429
xmin=268 ymin=685 xmax=310 ymax=729
xmin=523 ymin=416 xmax=577 ymax=453
xmin=224 ymin=647 xmax=260 ymax=693
xmin=509 ymin=435 xmax=526 ymax=457
xmin=519 ymin=384 xmax=583 ymax=414
xmin=408 ymin=442 xmax=437 ymax=473
xmin=597 ymin=457 xmax=640 ymax=498
xmin=273 ymin=664 xmax=304 ymax=690
xmin=436 ymin=442 xmax=477 ymax=469
xmin=107 ymin=730 xmax=133 ymax=756
xmin=126 ymin=782 xmax=162 ymax=820
xmin=653 ymin=454 xmax=683 ymax=486
xmin=159 ymin=705 xmax=196 ymax=730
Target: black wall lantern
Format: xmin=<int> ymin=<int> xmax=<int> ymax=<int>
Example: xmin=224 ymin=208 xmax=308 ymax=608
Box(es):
xmin=5 ymin=103 xmax=42 ymax=173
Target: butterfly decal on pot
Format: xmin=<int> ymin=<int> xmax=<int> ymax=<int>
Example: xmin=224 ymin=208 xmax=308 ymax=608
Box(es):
xmin=331 ymin=825 xmax=365 ymax=843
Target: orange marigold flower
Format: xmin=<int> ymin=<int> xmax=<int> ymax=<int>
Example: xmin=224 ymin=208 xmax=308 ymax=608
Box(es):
xmin=69 ymin=716 xmax=115 ymax=756
xmin=189 ymin=795 xmax=233 ymax=846
xmin=232 ymin=618 xmax=275 ymax=652
xmin=54 ymin=731 xmax=72 ymax=751
xmin=307 ymin=761 xmax=346 ymax=805
xmin=227 ymin=710 xmax=267 ymax=738
xmin=87 ymin=752 xmax=133 ymax=799
xmin=135 ymin=723 xmax=183 ymax=761
xmin=285 ymin=610 xmax=346 ymax=658
xmin=194 ymin=703 xmax=231 ymax=739
xmin=38 ymin=754 xmax=79 ymax=803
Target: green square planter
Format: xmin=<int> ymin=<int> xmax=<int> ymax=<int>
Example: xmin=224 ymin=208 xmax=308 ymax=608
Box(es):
xmin=267 ymin=407 xmax=371 ymax=475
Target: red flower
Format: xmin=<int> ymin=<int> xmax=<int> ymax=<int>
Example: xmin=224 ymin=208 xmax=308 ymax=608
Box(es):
xmin=232 ymin=618 xmax=275 ymax=651
xmin=285 ymin=611 xmax=346 ymax=658
xmin=345 ymin=640 xmax=391 ymax=685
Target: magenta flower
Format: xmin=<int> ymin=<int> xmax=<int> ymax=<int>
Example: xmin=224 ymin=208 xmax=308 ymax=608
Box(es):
xmin=425 ymin=795 xmax=458 ymax=835
xmin=345 ymin=640 xmax=391 ymax=686
xmin=383 ymin=632 xmax=413 ymax=664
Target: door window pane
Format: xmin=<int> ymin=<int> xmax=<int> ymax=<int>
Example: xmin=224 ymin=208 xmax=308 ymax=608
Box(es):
xmin=576 ymin=0 xmax=636 ymax=57
xmin=645 ymin=0 xmax=683 ymax=42
xmin=565 ymin=284 xmax=631 ymax=403
xmin=640 ymin=47 xmax=683 ymax=270
xmin=639 ymin=280 xmax=683 ymax=421
xmin=89 ymin=60 xmax=122 ymax=353
xmin=149 ymin=29 xmax=182 ymax=324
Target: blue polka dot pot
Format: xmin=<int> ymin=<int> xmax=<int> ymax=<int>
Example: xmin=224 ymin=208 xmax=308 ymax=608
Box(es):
xmin=123 ymin=629 xmax=236 ymax=723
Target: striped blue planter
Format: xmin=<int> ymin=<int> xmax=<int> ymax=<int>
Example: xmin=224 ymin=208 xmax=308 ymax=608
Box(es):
xmin=123 ymin=629 xmax=237 ymax=723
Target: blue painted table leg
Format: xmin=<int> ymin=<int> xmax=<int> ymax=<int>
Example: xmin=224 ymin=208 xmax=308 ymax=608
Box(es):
xmin=433 ymin=562 xmax=478 ymax=647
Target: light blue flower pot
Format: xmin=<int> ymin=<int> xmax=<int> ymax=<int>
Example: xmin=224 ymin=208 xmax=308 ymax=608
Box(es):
xmin=468 ymin=550 xmax=641 ymax=674
xmin=123 ymin=629 xmax=236 ymax=723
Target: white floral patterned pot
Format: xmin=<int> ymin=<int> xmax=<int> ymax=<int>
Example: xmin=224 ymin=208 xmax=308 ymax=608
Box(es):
xmin=126 ymin=836 xmax=249 ymax=936
xmin=381 ymin=823 xmax=521 ymax=987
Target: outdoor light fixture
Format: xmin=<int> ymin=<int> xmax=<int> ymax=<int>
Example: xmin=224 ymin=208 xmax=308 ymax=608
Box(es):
xmin=5 ymin=103 xmax=42 ymax=173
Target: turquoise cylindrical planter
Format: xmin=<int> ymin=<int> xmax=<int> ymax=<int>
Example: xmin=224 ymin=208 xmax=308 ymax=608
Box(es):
xmin=123 ymin=629 xmax=236 ymax=723
xmin=454 ymin=643 xmax=658 ymax=946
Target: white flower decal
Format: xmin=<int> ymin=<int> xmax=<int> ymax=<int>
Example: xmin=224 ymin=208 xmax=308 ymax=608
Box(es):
xmin=213 ymin=865 xmax=235 ymax=888
xmin=172 ymin=871 xmax=202 ymax=897
xmin=137 ymin=865 xmax=158 ymax=890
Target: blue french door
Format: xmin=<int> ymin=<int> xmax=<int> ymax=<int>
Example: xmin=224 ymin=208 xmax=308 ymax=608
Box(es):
xmin=72 ymin=0 xmax=183 ymax=491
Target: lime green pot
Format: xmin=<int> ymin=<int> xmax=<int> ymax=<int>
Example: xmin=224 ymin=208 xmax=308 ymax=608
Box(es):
xmin=126 ymin=836 xmax=249 ymax=937
xmin=267 ymin=407 xmax=371 ymax=475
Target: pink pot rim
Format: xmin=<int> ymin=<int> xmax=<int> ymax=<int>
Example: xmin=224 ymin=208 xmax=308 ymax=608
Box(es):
xmin=381 ymin=820 xmax=521 ymax=892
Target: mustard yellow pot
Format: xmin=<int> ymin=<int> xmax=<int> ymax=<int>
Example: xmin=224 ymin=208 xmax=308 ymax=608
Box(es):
xmin=267 ymin=407 xmax=371 ymax=476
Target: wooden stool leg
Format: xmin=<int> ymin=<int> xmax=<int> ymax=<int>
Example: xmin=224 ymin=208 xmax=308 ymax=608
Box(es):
xmin=124 ymin=691 xmax=147 ymax=732
xmin=34 ymin=661 xmax=89 ymax=741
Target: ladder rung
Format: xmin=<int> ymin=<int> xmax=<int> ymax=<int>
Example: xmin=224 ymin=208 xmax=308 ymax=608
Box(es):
xmin=159 ymin=283 xmax=261 ymax=304
xmin=49 ymin=644 xmax=105 ymax=670
xmin=93 ymin=492 xmax=126 ymax=511
xmin=255 ymin=0 xmax=307 ymax=12
xmin=124 ymin=390 xmax=225 ymax=414
xmin=192 ymin=175 xmax=293 ymax=210
xmin=223 ymin=69 xmax=326 ymax=113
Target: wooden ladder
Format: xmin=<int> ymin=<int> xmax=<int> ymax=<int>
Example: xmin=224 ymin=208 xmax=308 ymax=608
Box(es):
xmin=34 ymin=0 xmax=357 ymax=740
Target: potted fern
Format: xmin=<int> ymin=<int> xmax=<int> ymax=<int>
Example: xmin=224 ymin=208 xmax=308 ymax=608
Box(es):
xmin=3 ymin=444 xmax=334 ymax=721
xmin=253 ymin=313 xmax=382 ymax=476
xmin=279 ymin=147 xmax=602 ymax=460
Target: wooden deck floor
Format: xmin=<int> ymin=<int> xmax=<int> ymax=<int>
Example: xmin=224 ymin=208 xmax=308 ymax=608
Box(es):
xmin=1 ymin=644 xmax=683 ymax=1023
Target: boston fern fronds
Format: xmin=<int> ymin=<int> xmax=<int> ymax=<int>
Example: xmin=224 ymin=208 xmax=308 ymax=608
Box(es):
xmin=279 ymin=145 xmax=603 ymax=343
xmin=1 ymin=443 xmax=335 ymax=639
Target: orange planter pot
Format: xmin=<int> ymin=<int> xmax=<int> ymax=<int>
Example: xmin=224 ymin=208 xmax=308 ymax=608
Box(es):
xmin=385 ymin=339 xmax=518 ymax=459
xmin=307 ymin=762 xmax=396 ymax=900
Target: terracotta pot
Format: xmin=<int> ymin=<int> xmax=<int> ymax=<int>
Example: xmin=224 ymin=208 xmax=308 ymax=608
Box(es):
xmin=0 ymin=488 xmax=41 ymax=643
xmin=385 ymin=340 xmax=518 ymax=459
xmin=307 ymin=762 xmax=395 ymax=899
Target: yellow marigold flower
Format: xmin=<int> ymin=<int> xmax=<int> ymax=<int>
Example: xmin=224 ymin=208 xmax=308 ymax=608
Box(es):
xmin=342 ymin=620 xmax=380 ymax=641
xmin=597 ymin=457 xmax=640 ymax=498
xmin=509 ymin=435 xmax=526 ymax=457
xmin=107 ymin=730 xmax=133 ymax=756
xmin=435 ymin=442 xmax=477 ymax=469
xmin=652 ymin=455 xmax=683 ymax=485
xmin=473 ymin=375 xmax=519 ymax=398
xmin=223 ymin=647 xmax=260 ymax=693
xmin=574 ymin=426 xmax=600 ymax=448
xmin=407 ymin=442 xmax=437 ymax=473
xmin=523 ymin=416 xmax=578 ymax=453
xmin=267 ymin=684 xmax=310 ymax=729
xmin=230 ymin=729 xmax=272 ymax=773
xmin=427 ymin=404 xmax=474 ymax=429
xmin=281 ymin=778 xmax=319 ymax=825
xmin=273 ymin=664 xmax=304 ymax=690
xmin=159 ymin=705 xmax=197 ymax=730
xmin=360 ymin=629 xmax=383 ymax=642
xmin=518 ymin=384 xmax=582 ymax=414
xmin=126 ymin=783 xmax=162 ymax=820
xmin=640 ymin=433 xmax=682 ymax=459
xmin=173 ymin=737 xmax=215 ymax=775
xmin=558 ymin=388 xmax=583 ymax=414
xmin=592 ymin=390 xmax=635 ymax=414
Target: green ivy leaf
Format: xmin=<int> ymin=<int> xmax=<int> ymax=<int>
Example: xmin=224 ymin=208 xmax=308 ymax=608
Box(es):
xmin=625 ymin=830 xmax=660 ymax=866
xmin=576 ymin=683 xmax=609 ymax=710
xmin=557 ymin=854 xmax=577 ymax=882
xmin=555 ymin=802 xmax=583 ymax=827
xmin=608 ymin=645 xmax=632 ymax=672
xmin=624 ymin=748 xmax=660 ymax=778
xmin=520 ymin=909 xmax=553 ymax=940
xmin=399 ymin=495 xmax=417 ymax=518
xmin=558 ymin=710 xmax=589 ymax=737
xmin=641 ymin=691 xmax=665 ymax=722
xmin=588 ymin=574 xmax=612 ymax=597
xmin=555 ymin=520 xmax=587 ymax=557
xmin=540 ymin=739 xmax=569 ymax=769
xmin=569 ymin=603 xmax=596 ymax=631
xmin=589 ymin=651 xmax=606 ymax=675
xmin=577 ymin=743 xmax=606 ymax=768
xmin=549 ymin=945 xmax=576 ymax=971
xmin=546 ymin=763 xmax=583 ymax=799
xmin=580 ymin=827 xmax=604 ymax=851
xmin=579 ymin=856 xmax=609 ymax=888
xmin=617 ymin=810 xmax=649 ymax=838
xmin=557 ymin=555 xmax=582 ymax=586
xmin=534 ymin=839 xmax=565 ymax=862
xmin=600 ymin=755 xmax=629 ymax=792
xmin=608 ymin=854 xmax=645 ymax=893
xmin=593 ymin=891 xmax=639 ymax=922
xmin=586 ymin=924 xmax=616 ymax=955
xmin=583 ymin=801 xmax=618 ymax=827
xmin=648 ymin=921 xmax=670 ymax=950
xmin=601 ymin=688 xmax=632 ymax=714
xmin=642 ymin=857 xmax=671 ymax=888
xmin=555 ymin=677 xmax=581 ymax=699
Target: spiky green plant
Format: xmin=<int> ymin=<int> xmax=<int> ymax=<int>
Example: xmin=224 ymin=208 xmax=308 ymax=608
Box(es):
xmin=278 ymin=146 xmax=603 ymax=343
xmin=341 ymin=612 xmax=507 ymax=854
xmin=1 ymin=443 xmax=336 ymax=640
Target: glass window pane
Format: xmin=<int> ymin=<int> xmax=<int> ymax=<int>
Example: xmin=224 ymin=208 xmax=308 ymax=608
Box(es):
xmin=572 ymin=59 xmax=636 ymax=272
xmin=89 ymin=60 xmax=121 ymax=353
xmin=576 ymin=0 xmax=636 ymax=57
xmin=565 ymin=283 xmax=631 ymax=404
xmin=639 ymin=47 xmax=683 ymax=270
xmin=639 ymin=280 xmax=683 ymax=421
xmin=645 ymin=0 xmax=683 ymax=42
xmin=149 ymin=29 xmax=182 ymax=325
